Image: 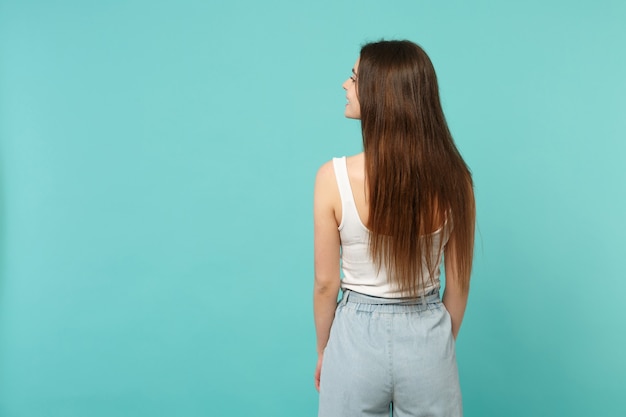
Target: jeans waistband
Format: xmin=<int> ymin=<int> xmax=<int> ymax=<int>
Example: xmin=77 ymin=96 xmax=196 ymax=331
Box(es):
xmin=340 ymin=288 xmax=440 ymax=307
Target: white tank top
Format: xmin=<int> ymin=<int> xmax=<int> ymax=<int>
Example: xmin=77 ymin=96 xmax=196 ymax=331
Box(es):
xmin=333 ymin=156 xmax=450 ymax=298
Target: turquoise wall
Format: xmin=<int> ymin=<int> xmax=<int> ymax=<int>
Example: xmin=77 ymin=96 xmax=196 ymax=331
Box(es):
xmin=1 ymin=0 xmax=625 ymax=416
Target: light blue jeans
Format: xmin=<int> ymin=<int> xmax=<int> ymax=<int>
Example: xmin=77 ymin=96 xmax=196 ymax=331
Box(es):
xmin=318 ymin=290 xmax=462 ymax=417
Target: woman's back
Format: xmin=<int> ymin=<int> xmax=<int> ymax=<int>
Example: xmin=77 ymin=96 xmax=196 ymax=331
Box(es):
xmin=332 ymin=153 xmax=450 ymax=298
xmin=335 ymin=153 xmax=446 ymax=235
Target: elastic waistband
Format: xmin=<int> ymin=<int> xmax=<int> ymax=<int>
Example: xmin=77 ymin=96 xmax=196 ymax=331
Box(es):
xmin=339 ymin=289 xmax=440 ymax=307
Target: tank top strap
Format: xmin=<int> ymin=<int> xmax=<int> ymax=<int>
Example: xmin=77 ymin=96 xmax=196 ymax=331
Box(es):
xmin=332 ymin=157 xmax=353 ymax=203
xmin=332 ymin=157 xmax=360 ymax=229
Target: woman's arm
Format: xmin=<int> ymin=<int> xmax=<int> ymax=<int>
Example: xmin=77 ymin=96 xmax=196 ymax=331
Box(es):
xmin=442 ymin=237 xmax=469 ymax=340
xmin=313 ymin=161 xmax=341 ymax=390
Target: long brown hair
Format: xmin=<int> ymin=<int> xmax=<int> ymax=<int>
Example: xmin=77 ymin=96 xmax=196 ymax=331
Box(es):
xmin=358 ymin=40 xmax=475 ymax=296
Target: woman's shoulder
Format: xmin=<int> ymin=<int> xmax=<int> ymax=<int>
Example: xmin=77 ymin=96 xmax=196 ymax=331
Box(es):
xmin=316 ymin=152 xmax=364 ymax=182
xmin=314 ymin=159 xmax=342 ymax=220
xmin=315 ymin=159 xmax=340 ymax=196
xmin=316 ymin=159 xmax=336 ymax=181
xmin=346 ymin=152 xmax=364 ymax=162
xmin=345 ymin=152 xmax=365 ymax=179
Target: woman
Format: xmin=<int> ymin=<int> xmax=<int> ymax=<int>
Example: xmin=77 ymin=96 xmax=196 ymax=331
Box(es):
xmin=313 ymin=40 xmax=475 ymax=417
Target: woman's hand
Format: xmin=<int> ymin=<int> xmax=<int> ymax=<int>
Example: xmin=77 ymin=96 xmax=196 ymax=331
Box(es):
xmin=314 ymin=353 xmax=324 ymax=391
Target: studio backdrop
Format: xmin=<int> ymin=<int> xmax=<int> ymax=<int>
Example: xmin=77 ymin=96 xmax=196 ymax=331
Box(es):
xmin=0 ymin=0 xmax=625 ymax=416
